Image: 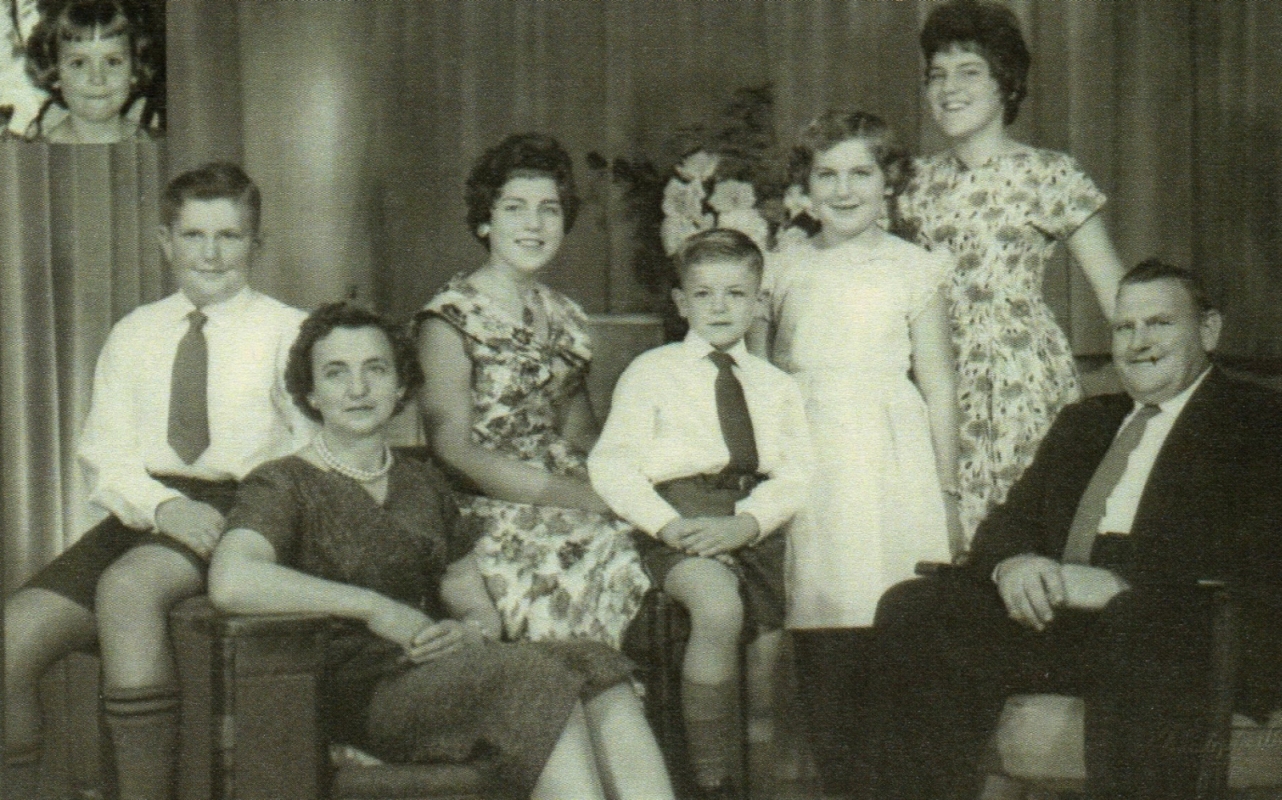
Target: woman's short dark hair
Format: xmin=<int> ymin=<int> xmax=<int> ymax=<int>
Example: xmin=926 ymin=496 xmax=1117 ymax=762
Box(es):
xmin=921 ymin=0 xmax=1030 ymax=126
xmin=161 ymin=162 xmax=262 ymax=235
xmin=26 ymin=0 xmax=160 ymax=99
xmin=285 ymin=303 xmax=424 ymax=424
xmin=464 ymin=133 xmax=580 ymax=245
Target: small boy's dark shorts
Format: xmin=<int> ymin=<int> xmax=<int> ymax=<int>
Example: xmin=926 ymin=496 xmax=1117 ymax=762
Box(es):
xmin=23 ymin=475 xmax=239 ymax=611
xmin=631 ymin=472 xmax=786 ymax=634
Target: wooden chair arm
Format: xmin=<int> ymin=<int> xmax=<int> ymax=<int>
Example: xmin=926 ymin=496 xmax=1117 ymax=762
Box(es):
xmin=175 ymin=602 xmax=335 ymax=638
xmin=171 ymin=596 xmax=331 ymax=800
xmin=915 ymin=560 xmax=961 ymax=577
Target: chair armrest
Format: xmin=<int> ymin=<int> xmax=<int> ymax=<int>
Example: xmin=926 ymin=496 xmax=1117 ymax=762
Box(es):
xmin=171 ymin=596 xmax=332 ymax=800
xmin=173 ymin=595 xmax=335 ymax=637
xmin=915 ymin=560 xmax=962 ymax=577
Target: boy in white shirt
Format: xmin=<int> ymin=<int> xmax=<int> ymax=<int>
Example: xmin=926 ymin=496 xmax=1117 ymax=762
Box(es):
xmin=589 ymin=228 xmax=810 ymax=798
xmin=4 ymin=163 xmax=310 ymax=800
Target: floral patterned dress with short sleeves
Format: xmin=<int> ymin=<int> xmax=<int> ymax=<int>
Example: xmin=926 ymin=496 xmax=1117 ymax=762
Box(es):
xmin=417 ymin=276 xmax=649 ymax=648
xmin=899 ymin=149 xmax=1107 ymax=539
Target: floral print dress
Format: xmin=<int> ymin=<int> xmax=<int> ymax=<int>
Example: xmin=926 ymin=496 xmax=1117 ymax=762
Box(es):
xmin=417 ymin=276 xmax=649 ymax=648
xmin=899 ymin=149 xmax=1107 ymax=540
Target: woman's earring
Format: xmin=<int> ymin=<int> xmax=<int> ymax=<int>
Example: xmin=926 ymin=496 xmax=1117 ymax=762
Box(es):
xmin=477 ymin=223 xmax=490 ymax=238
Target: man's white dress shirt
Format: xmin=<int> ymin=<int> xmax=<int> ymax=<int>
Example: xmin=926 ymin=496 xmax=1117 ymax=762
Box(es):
xmin=1096 ymin=368 xmax=1211 ymax=535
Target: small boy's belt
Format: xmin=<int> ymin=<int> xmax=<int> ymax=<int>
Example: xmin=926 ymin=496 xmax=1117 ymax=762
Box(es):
xmin=666 ymin=471 xmax=764 ymax=493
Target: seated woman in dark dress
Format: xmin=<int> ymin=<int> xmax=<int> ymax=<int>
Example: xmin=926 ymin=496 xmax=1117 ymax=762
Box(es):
xmin=208 ymin=303 xmax=672 ymax=799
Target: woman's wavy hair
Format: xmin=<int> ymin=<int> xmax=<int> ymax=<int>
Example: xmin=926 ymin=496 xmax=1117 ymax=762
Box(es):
xmin=285 ymin=303 xmax=424 ymax=424
xmin=920 ymin=0 xmax=1030 ymax=126
xmin=788 ymin=110 xmax=915 ymax=239
xmin=464 ymin=133 xmax=581 ymax=246
xmin=25 ymin=0 xmax=160 ymax=102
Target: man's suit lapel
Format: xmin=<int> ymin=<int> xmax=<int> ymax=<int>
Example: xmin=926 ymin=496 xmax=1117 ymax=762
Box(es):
xmin=1129 ymin=368 xmax=1227 ymax=552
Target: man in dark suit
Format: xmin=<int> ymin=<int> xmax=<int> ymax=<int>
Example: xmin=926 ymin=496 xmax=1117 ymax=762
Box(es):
xmin=868 ymin=260 xmax=1282 ymax=800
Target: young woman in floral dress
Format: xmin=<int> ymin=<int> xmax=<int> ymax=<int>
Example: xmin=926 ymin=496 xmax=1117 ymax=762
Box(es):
xmin=415 ymin=133 xmax=650 ymax=649
xmin=415 ymin=134 xmax=671 ymax=799
xmin=898 ymin=0 xmax=1126 ymax=540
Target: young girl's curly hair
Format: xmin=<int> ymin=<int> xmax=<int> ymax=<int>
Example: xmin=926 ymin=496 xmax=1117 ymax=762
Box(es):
xmin=25 ymin=0 xmax=161 ymax=112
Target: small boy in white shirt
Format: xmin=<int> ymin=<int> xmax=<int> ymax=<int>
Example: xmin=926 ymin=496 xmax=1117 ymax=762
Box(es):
xmin=589 ymin=228 xmax=811 ymax=797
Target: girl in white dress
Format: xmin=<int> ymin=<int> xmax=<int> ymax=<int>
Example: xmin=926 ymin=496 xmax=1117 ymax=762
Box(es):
xmin=753 ymin=110 xmax=961 ymax=797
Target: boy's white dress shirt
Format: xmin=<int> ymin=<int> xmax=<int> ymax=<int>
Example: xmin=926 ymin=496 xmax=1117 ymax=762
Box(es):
xmin=589 ymin=331 xmax=811 ymax=537
xmin=77 ymin=287 xmax=311 ymax=533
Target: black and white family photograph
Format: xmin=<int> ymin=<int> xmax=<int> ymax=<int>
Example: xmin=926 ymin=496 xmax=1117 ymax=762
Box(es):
xmin=1 ymin=1 xmax=1280 ymax=798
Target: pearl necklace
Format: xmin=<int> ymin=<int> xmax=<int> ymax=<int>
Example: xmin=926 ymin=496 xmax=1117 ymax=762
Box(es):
xmin=313 ymin=432 xmax=392 ymax=483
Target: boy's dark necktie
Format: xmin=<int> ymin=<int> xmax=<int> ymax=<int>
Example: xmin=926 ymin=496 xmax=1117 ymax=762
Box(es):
xmin=168 ymin=310 xmax=210 ymax=464
xmin=1062 ymin=403 xmax=1161 ymax=564
xmin=708 ymin=350 xmax=758 ymax=474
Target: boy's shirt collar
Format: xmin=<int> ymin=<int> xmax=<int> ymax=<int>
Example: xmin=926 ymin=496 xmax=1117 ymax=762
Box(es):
xmin=681 ymin=330 xmax=751 ymax=365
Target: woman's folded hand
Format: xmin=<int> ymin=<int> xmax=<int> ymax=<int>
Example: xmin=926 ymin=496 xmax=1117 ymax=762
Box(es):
xmin=364 ymin=598 xmax=433 ymax=650
xmin=403 ymin=619 xmax=486 ymax=664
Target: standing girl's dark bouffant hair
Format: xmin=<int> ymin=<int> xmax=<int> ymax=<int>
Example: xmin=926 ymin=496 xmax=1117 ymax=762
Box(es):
xmin=921 ymin=0 xmax=1030 ymax=126
xmin=789 ymin=110 xmax=916 ymax=240
xmin=464 ymin=133 xmax=581 ymax=246
xmin=285 ymin=302 xmax=424 ymax=424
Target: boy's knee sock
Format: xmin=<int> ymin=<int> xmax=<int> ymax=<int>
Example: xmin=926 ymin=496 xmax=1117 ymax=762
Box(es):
xmin=682 ymin=678 xmax=741 ymax=788
xmin=103 ymin=686 xmax=180 ymax=800
xmin=4 ymin=741 xmax=43 ymax=800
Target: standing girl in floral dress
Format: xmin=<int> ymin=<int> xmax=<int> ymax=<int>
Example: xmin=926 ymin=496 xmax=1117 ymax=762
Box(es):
xmin=898 ymin=0 xmax=1126 ymax=539
xmin=754 ymin=110 xmax=960 ymax=798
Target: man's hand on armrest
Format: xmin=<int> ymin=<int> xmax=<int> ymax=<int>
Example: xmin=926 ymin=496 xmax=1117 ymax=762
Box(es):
xmin=155 ymin=497 xmax=226 ymax=558
xmin=994 ymin=554 xmax=1065 ymax=632
xmin=1059 ymin=564 xmax=1131 ymax=611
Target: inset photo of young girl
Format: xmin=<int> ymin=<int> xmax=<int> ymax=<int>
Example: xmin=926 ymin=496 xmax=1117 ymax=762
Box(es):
xmin=5 ymin=0 xmax=163 ymax=143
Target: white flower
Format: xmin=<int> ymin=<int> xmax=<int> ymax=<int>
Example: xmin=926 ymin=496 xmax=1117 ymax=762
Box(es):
xmin=782 ymin=184 xmax=812 ymax=220
xmin=661 ymin=177 xmax=706 ymax=220
xmin=707 ymin=179 xmax=757 ymax=214
xmin=661 ymin=212 xmax=714 ymax=255
xmin=716 ymin=208 xmax=770 ymax=252
xmin=675 ymin=150 xmax=720 ymax=183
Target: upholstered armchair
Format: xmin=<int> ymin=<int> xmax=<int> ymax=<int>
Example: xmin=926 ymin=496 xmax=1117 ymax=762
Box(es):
xmin=979 ymin=579 xmax=1282 ymax=799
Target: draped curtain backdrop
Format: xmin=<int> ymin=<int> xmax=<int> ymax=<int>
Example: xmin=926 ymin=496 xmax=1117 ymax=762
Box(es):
xmin=1 ymin=143 xmax=166 ymax=590
xmin=5 ymin=0 xmax=1281 ymax=587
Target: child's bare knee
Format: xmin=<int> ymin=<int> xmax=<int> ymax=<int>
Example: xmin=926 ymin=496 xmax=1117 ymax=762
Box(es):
xmin=96 ymin=549 xmax=200 ymax=612
xmin=687 ymin=588 xmax=744 ymax=635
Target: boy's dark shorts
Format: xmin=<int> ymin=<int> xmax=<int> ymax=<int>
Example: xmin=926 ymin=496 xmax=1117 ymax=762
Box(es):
xmin=632 ymin=472 xmax=786 ymax=634
xmin=23 ymin=476 xmax=239 ymax=611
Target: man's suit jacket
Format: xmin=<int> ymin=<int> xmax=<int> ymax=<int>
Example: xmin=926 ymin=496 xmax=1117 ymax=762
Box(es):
xmin=964 ymin=367 xmax=1282 ymax=712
